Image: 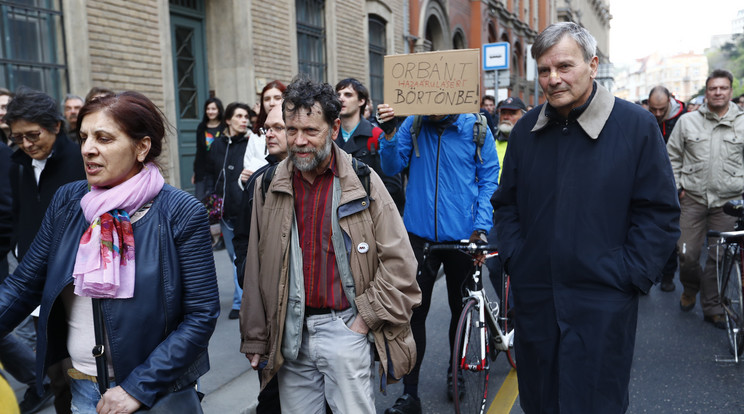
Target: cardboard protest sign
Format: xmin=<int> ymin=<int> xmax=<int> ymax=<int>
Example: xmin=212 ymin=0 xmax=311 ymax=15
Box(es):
xmin=384 ymin=49 xmax=480 ymax=116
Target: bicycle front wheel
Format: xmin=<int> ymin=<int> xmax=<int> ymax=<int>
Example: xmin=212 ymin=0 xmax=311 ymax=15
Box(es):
xmin=721 ymin=250 xmax=744 ymax=356
xmin=452 ymin=298 xmax=489 ymax=414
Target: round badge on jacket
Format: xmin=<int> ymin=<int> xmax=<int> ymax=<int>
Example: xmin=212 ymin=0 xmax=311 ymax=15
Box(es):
xmin=357 ymin=242 xmax=369 ymax=254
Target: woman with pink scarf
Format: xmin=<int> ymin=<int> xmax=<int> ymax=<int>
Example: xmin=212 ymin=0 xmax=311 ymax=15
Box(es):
xmin=0 ymin=92 xmax=220 ymax=414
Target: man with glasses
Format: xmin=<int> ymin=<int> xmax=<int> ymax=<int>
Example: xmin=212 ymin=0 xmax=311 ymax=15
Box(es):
xmin=667 ymin=69 xmax=744 ymax=328
xmin=6 ymin=87 xmax=84 ymax=413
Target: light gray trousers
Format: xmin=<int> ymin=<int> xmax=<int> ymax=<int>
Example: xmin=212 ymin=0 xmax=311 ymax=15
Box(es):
xmin=277 ymin=308 xmax=375 ymax=414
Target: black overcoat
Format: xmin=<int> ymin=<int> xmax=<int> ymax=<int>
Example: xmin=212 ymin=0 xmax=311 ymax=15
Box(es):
xmin=492 ymin=83 xmax=680 ymax=413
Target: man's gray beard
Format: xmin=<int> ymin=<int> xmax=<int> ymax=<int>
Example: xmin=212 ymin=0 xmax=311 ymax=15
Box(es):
xmin=498 ymin=122 xmax=513 ymax=136
xmin=290 ymin=131 xmax=333 ymax=172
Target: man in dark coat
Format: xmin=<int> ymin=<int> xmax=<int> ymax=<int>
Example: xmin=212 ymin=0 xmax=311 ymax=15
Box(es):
xmin=492 ymin=22 xmax=680 ymax=413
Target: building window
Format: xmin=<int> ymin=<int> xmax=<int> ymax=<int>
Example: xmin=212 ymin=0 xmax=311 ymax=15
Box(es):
xmin=0 ymin=0 xmax=67 ymax=102
xmin=368 ymin=15 xmax=386 ymax=111
xmin=296 ymin=0 xmax=326 ymax=82
xmin=452 ymin=29 xmax=465 ymax=49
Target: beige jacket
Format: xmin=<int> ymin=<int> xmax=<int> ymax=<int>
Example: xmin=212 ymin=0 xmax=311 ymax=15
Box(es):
xmin=667 ymin=102 xmax=744 ymax=208
xmin=239 ymin=143 xmax=421 ymax=388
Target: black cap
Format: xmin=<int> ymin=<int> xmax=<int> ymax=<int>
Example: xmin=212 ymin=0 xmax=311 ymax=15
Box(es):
xmin=500 ymin=96 xmax=526 ymax=111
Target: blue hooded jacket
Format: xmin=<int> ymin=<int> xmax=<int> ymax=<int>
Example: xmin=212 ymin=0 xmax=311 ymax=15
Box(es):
xmin=379 ymin=113 xmax=499 ymax=242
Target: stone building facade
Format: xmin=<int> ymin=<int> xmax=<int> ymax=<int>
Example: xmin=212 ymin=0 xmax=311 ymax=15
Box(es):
xmin=614 ymin=51 xmax=709 ymax=103
xmin=1 ymin=0 xmax=407 ymax=189
xmin=406 ymin=0 xmax=554 ymax=106
xmin=0 ymin=0 xmax=611 ymax=189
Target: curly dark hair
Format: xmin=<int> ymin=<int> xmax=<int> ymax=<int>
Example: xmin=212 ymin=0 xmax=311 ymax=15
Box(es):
xmin=282 ymin=75 xmax=340 ymax=127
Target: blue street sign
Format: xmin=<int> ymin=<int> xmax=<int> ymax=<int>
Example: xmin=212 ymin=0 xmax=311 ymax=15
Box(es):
xmin=483 ymin=42 xmax=510 ymax=71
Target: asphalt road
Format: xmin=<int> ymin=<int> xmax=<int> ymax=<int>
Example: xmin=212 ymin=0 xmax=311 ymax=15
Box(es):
xmin=375 ymin=267 xmax=744 ymax=414
xmin=11 ymin=252 xmax=744 ymax=413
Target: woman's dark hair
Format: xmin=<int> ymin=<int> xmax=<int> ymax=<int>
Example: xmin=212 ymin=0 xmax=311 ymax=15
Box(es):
xmin=224 ymin=102 xmax=251 ymax=122
xmin=84 ymin=86 xmax=116 ymax=105
xmin=4 ymin=87 xmax=64 ymax=133
xmin=77 ymin=91 xmax=167 ymax=164
xmin=252 ymin=80 xmax=286 ymax=134
xmin=201 ymin=97 xmax=225 ymax=127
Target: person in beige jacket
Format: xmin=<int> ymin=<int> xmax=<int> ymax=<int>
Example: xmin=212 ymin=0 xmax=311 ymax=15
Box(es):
xmin=667 ymin=69 xmax=744 ymax=328
xmin=239 ymin=76 xmax=421 ymax=414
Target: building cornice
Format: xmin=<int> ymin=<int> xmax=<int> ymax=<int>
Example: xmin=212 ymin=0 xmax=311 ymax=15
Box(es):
xmin=488 ymin=1 xmax=538 ymax=40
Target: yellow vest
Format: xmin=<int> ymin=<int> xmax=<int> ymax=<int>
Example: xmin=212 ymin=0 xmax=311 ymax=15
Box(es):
xmin=496 ymin=139 xmax=508 ymax=184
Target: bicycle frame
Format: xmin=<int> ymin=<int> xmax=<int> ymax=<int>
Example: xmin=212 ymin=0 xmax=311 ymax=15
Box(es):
xmin=457 ymin=262 xmax=514 ymax=370
xmin=711 ymin=230 xmax=744 ymax=363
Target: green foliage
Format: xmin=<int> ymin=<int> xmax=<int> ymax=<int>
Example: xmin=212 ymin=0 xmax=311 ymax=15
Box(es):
xmin=706 ymin=33 xmax=744 ymax=98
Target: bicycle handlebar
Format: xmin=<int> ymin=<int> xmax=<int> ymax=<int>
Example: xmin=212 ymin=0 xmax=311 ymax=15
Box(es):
xmin=424 ymin=242 xmax=499 ymax=256
xmin=708 ymin=229 xmax=744 ymax=240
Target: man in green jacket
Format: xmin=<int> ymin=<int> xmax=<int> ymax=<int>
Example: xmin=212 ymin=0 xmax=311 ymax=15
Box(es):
xmin=667 ymin=69 xmax=744 ymax=328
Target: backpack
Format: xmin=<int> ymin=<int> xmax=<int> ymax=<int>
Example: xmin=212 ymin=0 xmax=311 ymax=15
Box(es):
xmin=409 ymin=113 xmax=489 ymax=163
xmin=260 ymin=158 xmax=372 ymax=202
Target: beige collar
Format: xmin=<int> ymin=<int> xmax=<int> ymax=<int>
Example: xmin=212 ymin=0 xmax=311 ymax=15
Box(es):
xmin=531 ymin=82 xmax=615 ymax=139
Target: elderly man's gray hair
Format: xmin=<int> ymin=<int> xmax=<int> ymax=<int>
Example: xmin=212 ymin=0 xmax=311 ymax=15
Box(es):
xmin=531 ymin=22 xmax=597 ymax=63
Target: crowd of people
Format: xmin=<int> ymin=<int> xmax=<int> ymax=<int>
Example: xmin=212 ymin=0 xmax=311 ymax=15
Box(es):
xmin=0 ymin=20 xmax=743 ymax=414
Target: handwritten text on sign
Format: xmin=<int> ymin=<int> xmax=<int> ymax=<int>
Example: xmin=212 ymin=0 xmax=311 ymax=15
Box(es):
xmin=384 ymin=49 xmax=480 ymax=116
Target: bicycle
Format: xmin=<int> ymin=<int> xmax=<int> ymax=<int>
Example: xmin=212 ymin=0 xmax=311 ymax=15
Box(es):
xmin=707 ymin=199 xmax=744 ymax=363
xmin=422 ymin=241 xmax=516 ymax=414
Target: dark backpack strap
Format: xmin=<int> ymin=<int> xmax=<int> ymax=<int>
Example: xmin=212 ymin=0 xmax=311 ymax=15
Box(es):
xmin=261 ymin=160 xmax=371 ymax=202
xmin=473 ymin=113 xmax=488 ymax=164
xmin=409 ymin=115 xmax=422 ymax=158
xmin=351 ymin=158 xmax=371 ymax=197
xmin=260 ymin=163 xmax=279 ymax=204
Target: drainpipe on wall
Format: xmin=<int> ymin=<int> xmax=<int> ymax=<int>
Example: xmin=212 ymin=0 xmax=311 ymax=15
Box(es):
xmin=404 ymin=0 xmax=410 ymax=53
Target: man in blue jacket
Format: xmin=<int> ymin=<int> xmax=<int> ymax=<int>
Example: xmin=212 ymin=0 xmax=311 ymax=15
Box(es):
xmin=376 ymin=103 xmax=499 ymax=414
xmin=492 ymin=22 xmax=680 ymax=413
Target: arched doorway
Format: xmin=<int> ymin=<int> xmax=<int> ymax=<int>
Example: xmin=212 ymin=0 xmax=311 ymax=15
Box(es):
xmin=418 ymin=0 xmax=450 ymax=52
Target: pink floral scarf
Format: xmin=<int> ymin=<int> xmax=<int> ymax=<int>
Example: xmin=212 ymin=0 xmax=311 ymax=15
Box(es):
xmin=72 ymin=163 xmax=164 ymax=298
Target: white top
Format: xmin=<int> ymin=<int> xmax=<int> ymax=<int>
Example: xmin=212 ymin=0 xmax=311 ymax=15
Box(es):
xmin=239 ymin=131 xmax=269 ymax=190
xmin=31 ymin=157 xmax=48 ymax=184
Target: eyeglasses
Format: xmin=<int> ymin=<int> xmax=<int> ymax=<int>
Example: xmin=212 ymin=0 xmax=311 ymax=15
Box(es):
xmin=264 ymin=125 xmax=285 ymax=135
xmin=9 ymin=130 xmax=43 ymax=144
